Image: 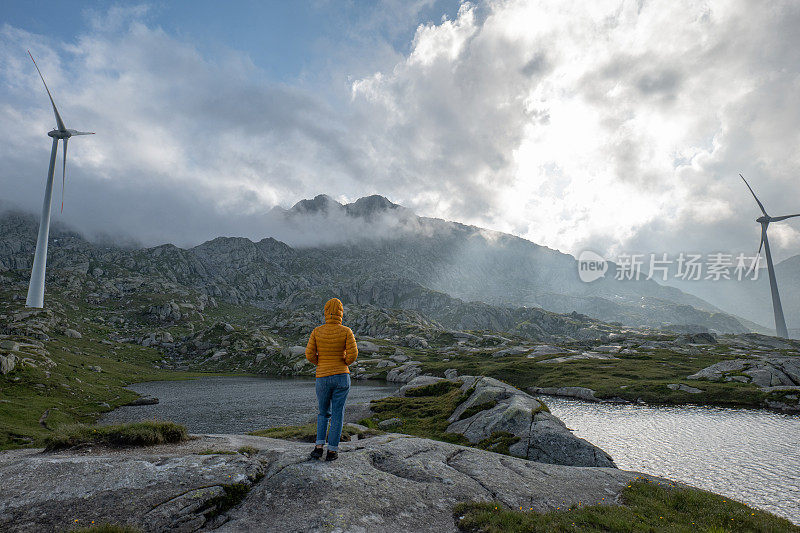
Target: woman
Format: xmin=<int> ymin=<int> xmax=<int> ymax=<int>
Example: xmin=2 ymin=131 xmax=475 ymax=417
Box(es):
xmin=305 ymin=298 xmax=358 ymax=461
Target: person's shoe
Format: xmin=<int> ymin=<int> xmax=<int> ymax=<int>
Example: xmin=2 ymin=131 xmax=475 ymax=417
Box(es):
xmin=325 ymin=450 xmax=338 ymax=461
xmin=310 ymin=447 xmax=324 ymax=459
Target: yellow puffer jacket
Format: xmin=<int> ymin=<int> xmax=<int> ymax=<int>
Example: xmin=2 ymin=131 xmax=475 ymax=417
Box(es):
xmin=305 ymin=298 xmax=358 ymax=377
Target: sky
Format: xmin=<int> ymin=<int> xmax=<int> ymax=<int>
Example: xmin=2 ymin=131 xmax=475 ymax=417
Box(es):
xmin=1 ymin=0 xmax=800 ymax=261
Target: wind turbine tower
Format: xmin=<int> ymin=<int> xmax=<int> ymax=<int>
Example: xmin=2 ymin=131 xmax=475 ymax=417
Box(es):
xmin=740 ymin=174 xmax=800 ymax=338
xmin=25 ymin=51 xmax=94 ymax=308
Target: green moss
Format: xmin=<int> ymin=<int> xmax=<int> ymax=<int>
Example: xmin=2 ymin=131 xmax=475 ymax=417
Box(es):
xmin=237 ymin=445 xmax=258 ymax=455
xmin=458 ymin=400 xmax=499 ymax=421
xmin=404 ymin=380 xmax=461 ymax=397
xmin=203 ymin=483 xmax=251 ymax=519
xmin=44 ymin=421 xmax=188 ymax=451
xmin=475 ymin=431 xmax=520 ymax=455
xmin=248 ymin=423 xmax=383 ymax=442
xmin=454 ymin=479 xmax=799 ymax=532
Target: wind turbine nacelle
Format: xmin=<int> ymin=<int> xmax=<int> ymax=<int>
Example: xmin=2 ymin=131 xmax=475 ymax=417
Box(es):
xmin=757 ymin=215 xmax=770 ymax=224
xmin=47 ymin=129 xmax=71 ymax=139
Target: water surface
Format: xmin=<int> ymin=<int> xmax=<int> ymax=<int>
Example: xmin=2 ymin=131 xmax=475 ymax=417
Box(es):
xmin=541 ymin=396 xmax=800 ymax=524
xmin=99 ymin=376 xmax=396 ymax=434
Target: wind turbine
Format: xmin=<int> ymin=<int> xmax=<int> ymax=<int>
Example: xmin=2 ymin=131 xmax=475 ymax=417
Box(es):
xmin=25 ymin=51 xmax=94 ymax=308
xmin=740 ymin=174 xmax=800 ymax=338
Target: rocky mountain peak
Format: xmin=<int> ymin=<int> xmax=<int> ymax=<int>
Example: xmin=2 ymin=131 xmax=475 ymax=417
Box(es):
xmin=345 ymin=195 xmax=403 ymax=219
xmin=289 ymin=194 xmax=344 ymax=215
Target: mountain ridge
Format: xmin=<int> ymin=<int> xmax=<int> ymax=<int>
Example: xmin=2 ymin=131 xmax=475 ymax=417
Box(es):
xmin=0 ymin=199 xmax=750 ymax=334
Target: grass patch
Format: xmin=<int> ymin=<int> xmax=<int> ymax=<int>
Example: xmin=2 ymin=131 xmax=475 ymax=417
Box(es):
xmin=367 ymin=380 xmax=470 ymax=446
xmin=454 ymin=479 xmax=799 ymax=532
xmin=459 ymin=400 xmax=499 ymax=421
xmin=420 ymin=347 xmax=774 ymax=409
xmin=71 ymin=524 xmax=142 ymax=533
xmin=237 ymin=445 xmax=258 ymax=455
xmin=45 ymin=421 xmax=188 ymax=451
xmin=248 ymin=423 xmax=383 ymax=442
xmin=475 ymin=431 xmax=520 ymax=455
xmin=405 ymin=380 xmax=461 ymax=397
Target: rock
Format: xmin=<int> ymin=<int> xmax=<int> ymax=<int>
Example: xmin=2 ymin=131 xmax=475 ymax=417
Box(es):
xmin=386 ymin=363 xmax=421 ymax=383
xmin=450 ymin=331 xmax=480 ymax=340
xmin=64 ymin=329 xmax=82 ymax=339
xmin=358 ymin=341 xmax=380 ymax=354
xmin=377 ymin=417 xmax=403 ymax=429
xmin=688 ymin=357 xmax=800 ymax=390
xmin=492 ymin=346 xmax=529 ymax=358
xmin=402 ymin=334 xmax=428 ymax=349
xmin=343 ymin=403 xmax=374 ymax=425
xmin=667 ymin=383 xmax=703 ymax=394
xmin=0 ymin=340 xmax=20 ymax=351
xmin=444 ymin=368 xmax=459 ymax=380
xmin=447 ymin=376 xmax=615 ymax=467
xmin=223 ymin=323 xmax=235 ymax=333
xmin=0 ymin=354 xmax=16 ymax=375
xmin=398 ymin=376 xmax=447 ymax=396
xmin=288 ymin=346 xmax=306 ymax=357
xmin=537 ymin=352 xmax=618 ymax=364
xmin=390 ymin=351 xmax=409 ymax=363
xmin=529 ymin=386 xmax=602 ymax=402
xmin=687 ymin=359 xmax=748 ymax=380
xmin=0 ymin=434 xmax=663 ymax=533
xmin=126 ymin=396 xmax=159 ymax=406
xmin=88 ymin=365 xmax=103 ymax=373
xmin=678 ymin=333 xmax=717 ymax=345
xmin=529 ymin=344 xmax=571 ymax=356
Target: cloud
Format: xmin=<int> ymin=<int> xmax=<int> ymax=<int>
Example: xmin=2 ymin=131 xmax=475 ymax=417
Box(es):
xmin=351 ymin=0 xmax=800 ymax=261
xmin=1 ymin=1 xmax=800 ymax=263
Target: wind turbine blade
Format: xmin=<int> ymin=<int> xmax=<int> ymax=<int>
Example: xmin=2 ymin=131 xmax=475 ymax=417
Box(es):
xmin=771 ymin=213 xmax=800 ymax=222
xmin=739 ymin=174 xmax=768 ymax=217
xmin=28 ymin=51 xmax=66 ymax=132
xmin=71 ymin=131 xmax=95 ymax=136
xmin=748 ymin=227 xmax=766 ymax=275
xmin=61 ymin=138 xmax=67 ymax=213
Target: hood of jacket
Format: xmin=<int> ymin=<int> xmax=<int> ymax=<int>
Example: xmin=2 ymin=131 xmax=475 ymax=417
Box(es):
xmin=324 ymin=298 xmax=343 ymax=325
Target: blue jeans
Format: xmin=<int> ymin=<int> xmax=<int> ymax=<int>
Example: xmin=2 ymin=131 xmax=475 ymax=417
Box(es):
xmin=315 ymin=373 xmax=351 ymax=451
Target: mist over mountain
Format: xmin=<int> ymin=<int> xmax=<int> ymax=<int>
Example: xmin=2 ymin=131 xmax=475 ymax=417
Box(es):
xmin=0 ymin=194 xmax=756 ymax=335
xmin=664 ymin=254 xmax=800 ymax=336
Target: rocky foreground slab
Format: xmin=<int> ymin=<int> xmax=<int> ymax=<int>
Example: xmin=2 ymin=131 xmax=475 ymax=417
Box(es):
xmin=0 ymin=433 xmax=659 ymax=533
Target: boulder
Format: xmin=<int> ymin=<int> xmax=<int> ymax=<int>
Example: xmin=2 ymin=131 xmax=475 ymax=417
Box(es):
xmin=386 ymin=363 xmax=421 ymax=383
xmin=64 ymin=329 xmax=82 ymax=339
xmin=492 ymin=346 xmax=529 ymax=358
xmin=288 ymin=346 xmax=306 ymax=357
xmin=390 ymin=351 xmax=409 ymax=363
xmin=402 ymin=334 xmax=428 ymax=349
xmin=0 ymin=354 xmax=16 ymax=375
xmin=377 ymin=417 xmax=403 ymax=429
xmin=529 ymin=386 xmax=602 ymax=402
xmin=0 ymin=340 xmax=20 ymax=351
xmin=358 ymin=341 xmax=379 ymax=354
xmin=398 ymin=376 xmax=447 ymax=396
xmin=688 ymin=357 xmax=800 ymax=390
xmin=447 ymin=376 xmax=615 ymax=467
xmin=667 ymin=383 xmax=703 ymax=394
xmin=0 ymin=434 xmax=660 ymax=533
